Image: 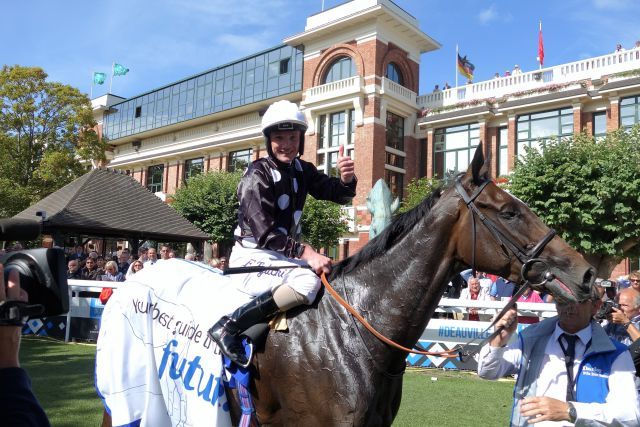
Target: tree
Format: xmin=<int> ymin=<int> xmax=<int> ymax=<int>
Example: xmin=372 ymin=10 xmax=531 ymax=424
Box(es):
xmin=301 ymin=196 xmax=349 ymax=253
xmin=0 ymin=65 xmax=104 ymax=216
xmin=171 ymin=170 xmax=242 ymax=255
xmin=509 ymin=128 xmax=640 ymax=277
xmin=399 ymin=177 xmax=442 ymax=213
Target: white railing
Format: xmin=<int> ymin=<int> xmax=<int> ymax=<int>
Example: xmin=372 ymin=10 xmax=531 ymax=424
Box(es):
xmin=381 ymin=77 xmax=417 ymax=106
xmin=304 ymin=76 xmax=363 ymax=104
xmin=418 ymin=47 xmax=640 ymax=110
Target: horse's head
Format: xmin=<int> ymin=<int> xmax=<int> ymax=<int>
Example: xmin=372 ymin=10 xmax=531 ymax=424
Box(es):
xmin=451 ymin=143 xmax=595 ymax=303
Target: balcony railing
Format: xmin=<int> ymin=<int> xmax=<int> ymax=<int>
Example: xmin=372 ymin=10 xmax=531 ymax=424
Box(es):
xmin=380 ymin=77 xmax=417 ymax=106
xmin=304 ymin=76 xmax=363 ymax=104
xmin=417 ymin=47 xmax=640 ymax=110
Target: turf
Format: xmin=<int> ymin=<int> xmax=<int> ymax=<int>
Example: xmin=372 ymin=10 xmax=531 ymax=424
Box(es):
xmin=20 ymin=337 xmax=514 ymax=426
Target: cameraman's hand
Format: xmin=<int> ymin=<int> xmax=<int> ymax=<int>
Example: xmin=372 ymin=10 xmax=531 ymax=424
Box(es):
xmin=611 ymin=307 xmax=631 ymax=325
xmin=0 ymin=264 xmax=25 ymax=369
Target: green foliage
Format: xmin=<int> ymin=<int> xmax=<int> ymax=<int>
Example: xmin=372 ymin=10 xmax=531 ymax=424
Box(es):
xmin=509 ymin=128 xmax=640 ymax=267
xmin=171 ymin=170 xmax=242 ymax=253
xmin=0 ymin=65 xmax=105 ymax=216
xmin=399 ymin=177 xmax=442 ymax=213
xmin=301 ymin=196 xmax=349 ymax=251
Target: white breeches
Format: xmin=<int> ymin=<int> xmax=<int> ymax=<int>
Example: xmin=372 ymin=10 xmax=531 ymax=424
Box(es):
xmin=229 ymin=243 xmax=321 ymax=304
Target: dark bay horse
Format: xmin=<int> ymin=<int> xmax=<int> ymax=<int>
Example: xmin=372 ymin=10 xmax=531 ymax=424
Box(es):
xmin=229 ymin=145 xmax=595 ymax=426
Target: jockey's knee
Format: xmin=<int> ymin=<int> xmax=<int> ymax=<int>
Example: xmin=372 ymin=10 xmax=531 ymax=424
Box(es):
xmin=273 ymin=285 xmax=308 ymax=311
xmin=273 ymin=273 xmax=321 ymax=309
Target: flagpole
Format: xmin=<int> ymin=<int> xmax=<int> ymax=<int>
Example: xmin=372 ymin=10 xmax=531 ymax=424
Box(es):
xmin=109 ymin=62 xmax=114 ymax=93
xmin=538 ymin=20 xmax=543 ymax=70
xmin=455 ymin=44 xmax=459 ymax=88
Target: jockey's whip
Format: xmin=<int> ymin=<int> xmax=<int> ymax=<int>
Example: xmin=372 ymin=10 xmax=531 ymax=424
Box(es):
xmin=223 ymin=265 xmax=312 ymax=275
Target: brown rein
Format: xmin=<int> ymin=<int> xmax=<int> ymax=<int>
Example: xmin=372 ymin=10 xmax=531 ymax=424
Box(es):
xmin=320 ymin=272 xmax=462 ymax=358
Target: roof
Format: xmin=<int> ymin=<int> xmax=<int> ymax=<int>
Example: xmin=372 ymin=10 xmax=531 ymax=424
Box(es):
xmin=14 ymin=169 xmax=210 ymax=242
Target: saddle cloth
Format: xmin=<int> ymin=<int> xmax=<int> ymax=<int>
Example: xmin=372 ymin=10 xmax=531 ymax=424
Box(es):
xmin=95 ymin=259 xmax=253 ymax=427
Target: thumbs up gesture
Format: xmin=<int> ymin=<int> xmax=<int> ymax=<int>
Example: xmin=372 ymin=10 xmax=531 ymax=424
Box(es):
xmin=337 ymin=145 xmax=355 ymax=184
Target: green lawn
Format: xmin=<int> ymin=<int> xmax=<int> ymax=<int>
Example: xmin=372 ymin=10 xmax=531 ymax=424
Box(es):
xmin=21 ymin=337 xmax=514 ymax=426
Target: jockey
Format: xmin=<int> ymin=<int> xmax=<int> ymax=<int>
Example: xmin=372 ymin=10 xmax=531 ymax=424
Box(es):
xmin=208 ymin=100 xmax=357 ymax=367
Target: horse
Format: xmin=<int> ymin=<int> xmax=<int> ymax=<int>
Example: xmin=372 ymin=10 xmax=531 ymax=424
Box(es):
xmin=99 ymin=144 xmax=594 ymax=427
xmin=224 ymin=145 xmax=595 ymax=426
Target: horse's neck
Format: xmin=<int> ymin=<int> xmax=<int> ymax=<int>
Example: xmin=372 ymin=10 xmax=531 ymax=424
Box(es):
xmin=344 ymin=201 xmax=459 ymax=353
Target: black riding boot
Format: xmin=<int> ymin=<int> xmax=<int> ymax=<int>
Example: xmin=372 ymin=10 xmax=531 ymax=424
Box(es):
xmin=208 ymin=290 xmax=279 ymax=368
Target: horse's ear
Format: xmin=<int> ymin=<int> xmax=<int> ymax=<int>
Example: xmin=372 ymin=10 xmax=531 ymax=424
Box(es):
xmin=468 ymin=142 xmax=490 ymax=185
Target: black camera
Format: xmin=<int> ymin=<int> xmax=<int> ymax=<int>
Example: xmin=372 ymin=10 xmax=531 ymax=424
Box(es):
xmin=595 ymin=300 xmax=621 ymax=321
xmin=0 ymin=218 xmax=68 ymax=324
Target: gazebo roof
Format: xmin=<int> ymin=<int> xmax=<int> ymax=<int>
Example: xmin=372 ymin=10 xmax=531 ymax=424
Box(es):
xmin=15 ymin=168 xmax=210 ymax=242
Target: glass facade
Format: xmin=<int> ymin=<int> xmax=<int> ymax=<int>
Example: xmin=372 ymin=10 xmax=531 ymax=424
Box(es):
xmin=593 ymin=111 xmax=607 ymax=137
xmin=498 ymin=126 xmax=508 ymax=176
xmin=385 ymin=112 xmax=406 ymax=199
xmin=183 ymin=157 xmax=204 ymax=182
xmin=386 ymin=63 xmax=403 ymax=85
xmin=103 ymin=45 xmax=303 ymax=141
xmin=317 ymin=109 xmax=355 ymax=177
xmin=386 ymin=112 xmax=404 ymax=151
xmin=323 ymin=57 xmax=356 ymax=83
xmin=620 ymin=96 xmax=640 ymax=128
xmin=147 ymin=164 xmax=164 ymax=193
xmin=516 ymin=107 xmax=573 ymax=155
xmin=228 ymin=148 xmax=253 ymax=172
xmin=433 ymin=123 xmax=480 ymax=178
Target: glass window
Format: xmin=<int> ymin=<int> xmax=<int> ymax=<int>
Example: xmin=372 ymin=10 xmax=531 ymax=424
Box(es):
xmin=620 ymin=95 xmax=640 ymax=129
xmin=183 ymin=157 xmax=204 ymax=182
xmin=593 ymin=112 xmax=607 ymax=138
xmin=228 ymin=148 xmax=252 ymax=172
xmin=433 ymin=123 xmax=480 ymax=178
xmin=147 ymin=165 xmax=164 ymax=193
xmin=386 ymin=112 xmax=404 ymax=151
xmin=516 ymin=107 xmax=573 ymax=155
xmin=498 ymin=126 xmax=508 ymax=176
xmin=316 ymin=109 xmax=356 ymax=176
xmin=386 ymin=63 xmax=403 ymax=85
xmin=385 ymin=169 xmax=404 ymax=200
xmin=323 ymin=57 xmax=356 ymax=84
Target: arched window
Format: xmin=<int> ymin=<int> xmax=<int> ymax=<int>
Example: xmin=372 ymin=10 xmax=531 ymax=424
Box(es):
xmin=323 ymin=56 xmax=356 ymax=83
xmin=386 ymin=62 xmax=403 ymax=85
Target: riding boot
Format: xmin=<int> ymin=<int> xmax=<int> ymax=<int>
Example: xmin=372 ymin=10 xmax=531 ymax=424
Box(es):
xmin=208 ymin=290 xmax=279 ymax=368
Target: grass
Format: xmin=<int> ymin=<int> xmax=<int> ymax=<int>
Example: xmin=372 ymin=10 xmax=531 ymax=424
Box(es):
xmin=20 ymin=337 xmax=515 ymax=426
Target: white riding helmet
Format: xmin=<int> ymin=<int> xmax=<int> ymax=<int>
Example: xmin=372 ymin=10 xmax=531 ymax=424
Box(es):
xmin=261 ymin=100 xmax=308 ymax=159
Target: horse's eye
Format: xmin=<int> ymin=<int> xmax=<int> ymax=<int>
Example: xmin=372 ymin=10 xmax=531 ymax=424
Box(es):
xmin=500 ymin=210 xmax=518 ymax=220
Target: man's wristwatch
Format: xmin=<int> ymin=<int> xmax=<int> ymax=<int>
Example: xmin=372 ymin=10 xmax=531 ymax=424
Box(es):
xmin=567 ymin=402 xmax=577 ymax=423
xmin=294 ymin=243 xmax=306 ymax=258
xmin=623 ymin=321 xmax=632 ymax=329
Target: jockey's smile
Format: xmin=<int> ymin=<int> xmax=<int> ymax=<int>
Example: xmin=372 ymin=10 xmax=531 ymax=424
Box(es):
xmin=270 ymin=130 xmax=300 ymax=164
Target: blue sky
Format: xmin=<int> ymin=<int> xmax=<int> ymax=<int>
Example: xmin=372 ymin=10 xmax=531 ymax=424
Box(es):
xmin=2 ymin=0 xmax=639 ymax=99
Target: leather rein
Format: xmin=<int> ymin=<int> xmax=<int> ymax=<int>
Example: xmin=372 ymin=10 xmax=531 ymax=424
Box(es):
xmin=320 ymin=176 xmax=558 ymax=358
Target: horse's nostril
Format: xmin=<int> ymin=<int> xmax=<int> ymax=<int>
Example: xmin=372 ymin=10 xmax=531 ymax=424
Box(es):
xmin=583 ymin=268 xmax=595 ymax=285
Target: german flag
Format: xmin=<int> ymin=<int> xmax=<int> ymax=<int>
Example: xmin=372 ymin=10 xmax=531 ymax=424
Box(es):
xmin=457 ymin=53 xmax=475 ymax=81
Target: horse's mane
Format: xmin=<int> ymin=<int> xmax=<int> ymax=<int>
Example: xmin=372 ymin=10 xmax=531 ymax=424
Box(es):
xmin=330 ymin=188 xmax=442 ymax=278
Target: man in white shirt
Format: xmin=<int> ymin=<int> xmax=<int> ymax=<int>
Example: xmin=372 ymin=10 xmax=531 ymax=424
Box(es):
xmin=478 ymin=287 xmax=640 ymax=426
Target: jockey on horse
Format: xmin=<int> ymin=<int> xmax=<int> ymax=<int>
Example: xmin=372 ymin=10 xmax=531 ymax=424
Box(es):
xmin=208 ymin=100 xmax=357 ymax=367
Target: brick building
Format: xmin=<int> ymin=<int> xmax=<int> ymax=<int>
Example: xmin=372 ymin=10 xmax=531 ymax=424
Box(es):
xmin=92 ymin=0 xmax=639 ymax=274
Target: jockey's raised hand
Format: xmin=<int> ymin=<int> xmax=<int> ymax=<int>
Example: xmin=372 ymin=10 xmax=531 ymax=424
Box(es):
xmin=299 ymin=245 xmax=331 ymax=275
xmin=337 ymin=145 xmax=355 ymax=184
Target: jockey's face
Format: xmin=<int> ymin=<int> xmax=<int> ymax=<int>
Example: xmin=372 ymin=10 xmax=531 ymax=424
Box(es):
xmin=270 ymin=130 xmax=300 ymax=164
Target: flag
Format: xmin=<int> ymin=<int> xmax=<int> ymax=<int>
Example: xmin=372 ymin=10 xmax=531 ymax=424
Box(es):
xmin=538 ymin=20 xmax=544 ymax=67
xmin=93 ymin=72 xmax=106 ymax=85
xmin=457 ymin=53 xmax=475 ymax=81
xmin=113 ymin=63 xmax=130 ymax=76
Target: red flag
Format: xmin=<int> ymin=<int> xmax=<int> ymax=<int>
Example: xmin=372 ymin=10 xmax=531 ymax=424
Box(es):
xmin=538 ymin=20 xmax=544 ymax=67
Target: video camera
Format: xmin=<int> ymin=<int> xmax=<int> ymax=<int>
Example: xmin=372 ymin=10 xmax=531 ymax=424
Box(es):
xmin=595 ymin=299 xmax=621 ymax=321
xmin=0 ymin=218 xmax=68 ymax=326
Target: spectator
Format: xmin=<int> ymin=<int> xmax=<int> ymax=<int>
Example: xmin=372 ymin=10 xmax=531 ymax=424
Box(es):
xmin=219 ymin=257 xmax=228 ymax=271
xmin=67 ymin=259 xmax=81 ymax=280
xmin=516 ymin=286 xmax=544 ymax=324
xmin=512 ymin=64 xmax=522 ymax=75
xmin=504 ymin=70 xmax=511 ymax=77
xmin=0 ymin=264 xmax=51 ymax=426
xmin=443 ymin=82 xmax=451 ymax=89
xmin=629 ymin=271 xmax=640 ymax=293
xmin=493 ymin=72 xmax=500 ymax=79
xmin=117 ymin=251 xmax=130 ymax=276
xmin=125 ymin=259 xmax=144 ymax=280
xmin=144 ymin=248 xmax=158 ymax=267
xmin=184 ymin=253 xmax=196 ymax=261
xmin=68 ymin=245 xmax=87 ymax=263
xmin=635 ymin=40 xmax=640 ymax=49
xmin=604 ymin=288 xmax=640 ymax=346
xmin=478 ymin=287 xmax=640 ymax=425
xmin=209 ymin=257 xmax=221 ymax=269
xmin=168 ymin=250 xmax=176 ymax=259
xmin=489 ymin=276 xmax=515 ymax=301
xmin=460 ymin=277 xmax=490 ymax=321
xmin=159 ymin=245 xmax=171 ymax=261
xmin=433 ymin=84 xmax=441 ymax=92
xmin=616 ymin=43 xmax=626 ymax=52
xmin=96 ymin=256 xmax=106 ymax=271
xmin=99 ymin=261 xmax=124 ymax=282
xmin=137 ymin=247 xmax=148 ymax=263
xmin=80 ymin=257 xmax=102 ymax=281
xmin=88 ymin=250 xmax=99 ymax=261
